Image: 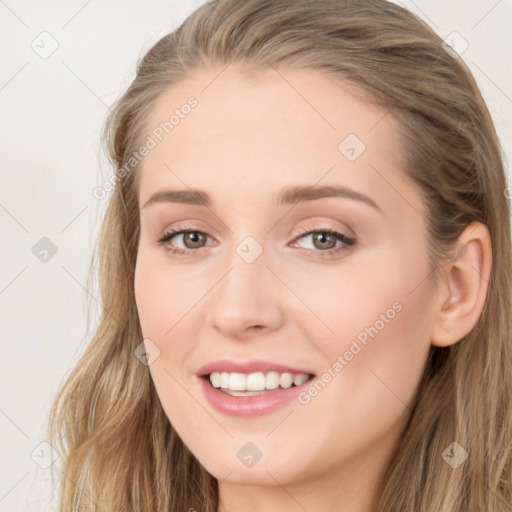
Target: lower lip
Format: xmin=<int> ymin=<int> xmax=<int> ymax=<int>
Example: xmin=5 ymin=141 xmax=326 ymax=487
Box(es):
xmin=199 ymin=375 xmax=315 ymax=417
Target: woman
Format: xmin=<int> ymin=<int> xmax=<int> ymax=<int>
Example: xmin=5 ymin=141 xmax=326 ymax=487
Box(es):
xmin=47 ymin=0 xmax=512 ymax=510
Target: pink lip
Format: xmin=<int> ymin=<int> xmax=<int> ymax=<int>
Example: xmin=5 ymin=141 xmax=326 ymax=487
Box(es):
xmin=199 ymin=374 xmax=316 ymax=417
xmin=196 ymin=359 xmax=314 ymax=376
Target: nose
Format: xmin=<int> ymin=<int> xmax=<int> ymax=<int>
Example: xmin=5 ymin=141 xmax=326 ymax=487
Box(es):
xmin=206 ymin=246 xmax=285 ymax=339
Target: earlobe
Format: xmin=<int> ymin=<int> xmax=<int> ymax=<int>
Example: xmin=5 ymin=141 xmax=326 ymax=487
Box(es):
xmin=430 ymin=222 xmax=492 ymax=348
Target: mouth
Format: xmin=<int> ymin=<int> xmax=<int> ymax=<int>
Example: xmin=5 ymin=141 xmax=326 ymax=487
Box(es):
xmin=200 ymin=371 xmax=316 ymax=397
xmin=199 ymin=369 xmax=316 ymax=417
xmin=196 ymin=359 xmax=317 ymax=416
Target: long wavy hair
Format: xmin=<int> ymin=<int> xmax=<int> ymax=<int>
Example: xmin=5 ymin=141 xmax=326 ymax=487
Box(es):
xmin=46 ymin=0 xmax=512 ymax=510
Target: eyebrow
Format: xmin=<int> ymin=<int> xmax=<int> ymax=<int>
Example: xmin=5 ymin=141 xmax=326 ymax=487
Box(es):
xmin=142 ymin=184 xmax=382 ymax=212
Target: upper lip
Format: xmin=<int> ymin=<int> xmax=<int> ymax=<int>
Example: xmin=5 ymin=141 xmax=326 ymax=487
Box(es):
xmin=197 ymin=359 xmax=315 ymax=376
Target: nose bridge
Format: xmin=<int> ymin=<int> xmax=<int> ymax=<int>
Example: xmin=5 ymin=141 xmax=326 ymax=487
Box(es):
xmin=206 ymin=234 xmax=283 ymax=335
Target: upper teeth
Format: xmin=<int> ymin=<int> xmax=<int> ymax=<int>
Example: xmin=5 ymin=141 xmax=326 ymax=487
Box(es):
xmin=209 ymin=371 xmax=310 ymax=391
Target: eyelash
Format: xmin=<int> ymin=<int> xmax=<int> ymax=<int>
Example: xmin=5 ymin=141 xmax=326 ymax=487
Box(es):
xmin=155 ymin=224 xmax=356 ymax=259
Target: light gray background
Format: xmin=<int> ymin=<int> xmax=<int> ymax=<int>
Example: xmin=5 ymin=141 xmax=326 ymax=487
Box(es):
xmin=1 ymin=1 xmax=511 ymax=510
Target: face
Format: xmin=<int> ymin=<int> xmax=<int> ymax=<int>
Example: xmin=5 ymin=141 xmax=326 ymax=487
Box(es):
xmin=134 ymin=65 xmax=438 ymax=490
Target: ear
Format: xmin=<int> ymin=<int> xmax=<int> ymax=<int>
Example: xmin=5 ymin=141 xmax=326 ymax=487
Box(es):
xmin=430 ymin=222 xmax=492 ymax=348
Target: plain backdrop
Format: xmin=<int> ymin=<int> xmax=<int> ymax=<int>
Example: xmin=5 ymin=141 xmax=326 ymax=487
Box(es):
xmin=1 ymin=1 xmax=511 ymax=510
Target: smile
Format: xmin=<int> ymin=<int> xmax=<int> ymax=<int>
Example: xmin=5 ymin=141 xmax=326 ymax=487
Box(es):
xmin=200 ymin=371 xmax=316 ymax=417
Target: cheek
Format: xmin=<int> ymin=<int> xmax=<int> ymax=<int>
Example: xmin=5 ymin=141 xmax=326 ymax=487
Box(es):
xmin=316 ymin=266 xmax=433 ymax=425
xmin=281 ymin=253 xmax=420 ymax=350
xmin=134 ymin=251 xmax=198 ymax=338
xmin=134 ymin=255 xmax=200 ymax=429
xmin=134 ymin=251 xmax=203 ymax=387
xmin=292 ymin=279 xmax=432 ymax=470
xmin=298 ymin=251 xmax=433 ymax=409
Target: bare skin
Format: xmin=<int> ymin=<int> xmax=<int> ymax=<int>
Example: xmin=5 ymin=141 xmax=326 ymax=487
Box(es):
xmin=133 ymin=64 xmax=492 ymax=512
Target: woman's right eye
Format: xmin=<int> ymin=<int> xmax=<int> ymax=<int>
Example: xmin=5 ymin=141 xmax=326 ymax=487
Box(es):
xmin=155 ymin=229 xmax=214 ymax=255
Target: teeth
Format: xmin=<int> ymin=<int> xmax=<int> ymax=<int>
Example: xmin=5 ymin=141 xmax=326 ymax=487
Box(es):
xmin=280 ymin=372 xmax=294 ymax=388
xmin=246 ymin=372 xmax=266 ymax=390
xmin=293 ymin=373 xmax=309 ymax=386
xmin=229 ymin=372 xmax=246 ymax=391
xmin=208 ymin=371 xmax=311 ymax=391
xmin=266 ymin=371 xmax=280 ymax=390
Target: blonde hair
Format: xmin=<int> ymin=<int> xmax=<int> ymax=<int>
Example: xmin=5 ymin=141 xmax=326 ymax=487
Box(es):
xmin=47 ymin=0 xmax=512 ymax=510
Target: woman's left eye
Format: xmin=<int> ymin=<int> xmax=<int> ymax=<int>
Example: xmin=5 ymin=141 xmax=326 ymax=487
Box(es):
xmin=155 ymin=226 xmax=356 ymax=258
xmin=291 ymin=228 xmax=356 ymax=257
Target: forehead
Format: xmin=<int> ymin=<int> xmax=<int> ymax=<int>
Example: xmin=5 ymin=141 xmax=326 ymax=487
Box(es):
xmin=137 ymin=64 xmax=416 ymax=214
